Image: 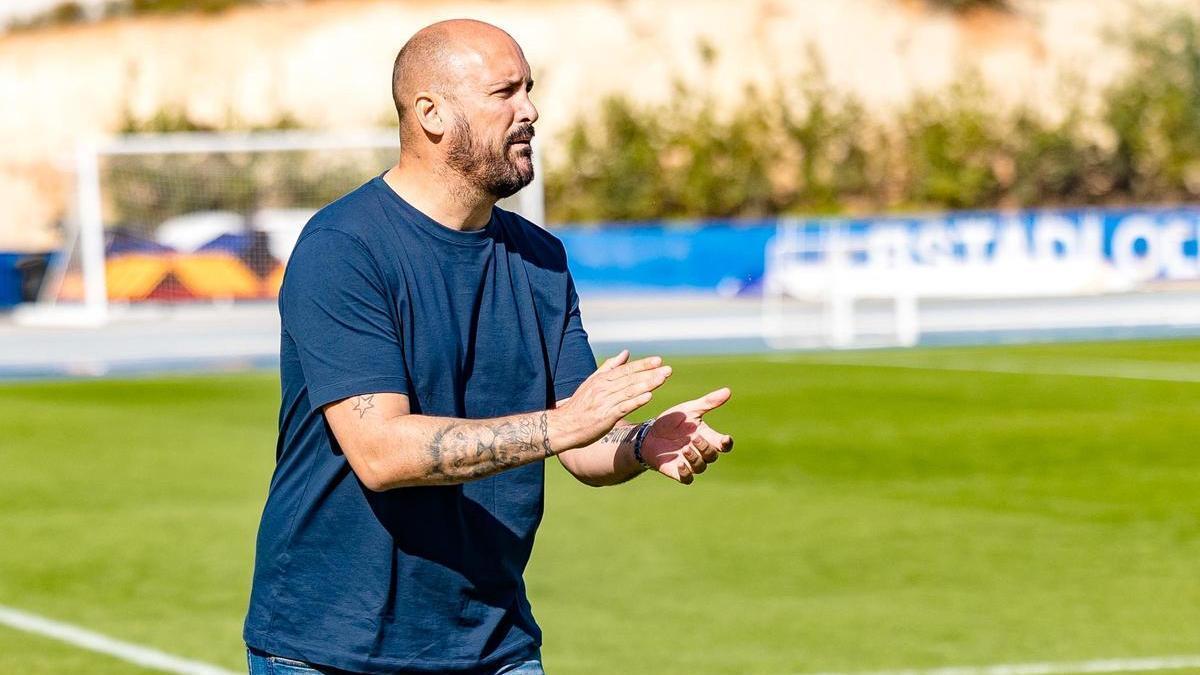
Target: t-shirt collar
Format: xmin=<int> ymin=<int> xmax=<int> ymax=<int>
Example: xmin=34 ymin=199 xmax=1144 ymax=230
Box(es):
xmin=372 ymin=174 xmax=498 ymax=247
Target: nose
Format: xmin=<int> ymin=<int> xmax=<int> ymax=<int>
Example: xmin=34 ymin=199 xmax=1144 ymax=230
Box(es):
xmin=516 ymin=90 xmax=538 ymax=126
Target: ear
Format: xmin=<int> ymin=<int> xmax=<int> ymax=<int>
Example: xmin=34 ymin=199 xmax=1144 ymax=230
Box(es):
xmin=413 ymin=91 xmax=446 ymax=137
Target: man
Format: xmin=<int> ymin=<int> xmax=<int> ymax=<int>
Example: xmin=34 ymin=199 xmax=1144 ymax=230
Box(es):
xmin=243 ymin=19 xmax=735 ymax=675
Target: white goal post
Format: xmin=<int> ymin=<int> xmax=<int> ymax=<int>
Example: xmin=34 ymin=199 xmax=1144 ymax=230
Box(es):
xmin=22 ymin=129 xmax=545 ymax=326
xmin=763 ymin=220 xmax=920 ymax=349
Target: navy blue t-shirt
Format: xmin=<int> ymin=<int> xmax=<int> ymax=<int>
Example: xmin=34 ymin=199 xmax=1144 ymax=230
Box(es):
xmin=243 ymin=176 xmax=597 ymax=673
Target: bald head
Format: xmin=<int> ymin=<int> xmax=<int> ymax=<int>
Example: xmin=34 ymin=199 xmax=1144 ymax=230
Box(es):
xmin=391 ymin=19 xmax=525 ymax=145
xmin=388 ymin=19 xmax=538 ymax=200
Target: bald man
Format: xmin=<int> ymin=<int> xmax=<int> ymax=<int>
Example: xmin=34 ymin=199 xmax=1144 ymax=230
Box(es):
xmin=243 ymin=19 xmax=734 ymax=675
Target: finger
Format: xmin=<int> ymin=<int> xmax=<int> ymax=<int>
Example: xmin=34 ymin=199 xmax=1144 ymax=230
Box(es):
xmin=616 ymin=390 xmax=653 ymax=416
xmin=697 ymin=422 xmax=734 ymax=454
xmin=597 ymin=350 xmax=630 ymax=373
xmin=604 ymin=355 xmax=665 ymax=380
xmin=691 ymin=436 xmax=718 ymax=464
xmin=680 ymin=387 xmax=732 ymax=416
xmin=683 ymin=446 xmax=708 ymax=474
xmin=614 ymin=366 xmax=672 ymax=400
xmin=675 ymin=460 xmax=695 ymax=485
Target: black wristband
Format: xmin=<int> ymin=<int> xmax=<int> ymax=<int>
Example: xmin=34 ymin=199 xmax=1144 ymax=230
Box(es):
xmin=632 ymin=420 xmax=655 ymax=470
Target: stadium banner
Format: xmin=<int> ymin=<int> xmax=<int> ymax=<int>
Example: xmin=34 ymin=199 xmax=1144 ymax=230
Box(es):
xmin=18 ymin=207 xmax=1200 ymax=305
xmin=556 ymin=221 xmax=777 ymax=294
xmin=0 ymin=252 xmax=30 ymax=308
xmin=558 ymin=207 xmax=1200 ymax=295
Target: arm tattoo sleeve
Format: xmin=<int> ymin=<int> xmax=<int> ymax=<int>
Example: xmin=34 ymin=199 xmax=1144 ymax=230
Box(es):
xmin=426 ymin=411 xmax=553 ymax=481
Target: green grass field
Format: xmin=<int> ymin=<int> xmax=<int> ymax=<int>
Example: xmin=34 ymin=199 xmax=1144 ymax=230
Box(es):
xmin=2 ymin=339 xmax=1199 ymax=674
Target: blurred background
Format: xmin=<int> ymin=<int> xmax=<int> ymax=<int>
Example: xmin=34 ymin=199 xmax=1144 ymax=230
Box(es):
xmin=1 ymin=1 xmax=1199 ymax=674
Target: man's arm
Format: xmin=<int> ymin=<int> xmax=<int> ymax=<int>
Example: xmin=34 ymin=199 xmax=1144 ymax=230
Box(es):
xmin=556 ymin=421 xmax=646 ymax=487
xmin=324 ymin=354 xmax=671 ymax=491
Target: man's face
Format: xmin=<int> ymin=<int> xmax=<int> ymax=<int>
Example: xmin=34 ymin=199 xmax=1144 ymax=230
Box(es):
xmin=442 ymin=41 xmax=538 ymax=198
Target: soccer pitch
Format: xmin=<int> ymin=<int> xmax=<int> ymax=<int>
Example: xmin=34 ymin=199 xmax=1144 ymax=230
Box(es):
xmin=1 ymin=339 xmax=1198 ymax=675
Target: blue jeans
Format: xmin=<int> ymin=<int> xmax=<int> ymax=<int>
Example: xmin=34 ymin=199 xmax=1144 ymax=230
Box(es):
xmin=246 ymin=647 xmax=545 ymax=675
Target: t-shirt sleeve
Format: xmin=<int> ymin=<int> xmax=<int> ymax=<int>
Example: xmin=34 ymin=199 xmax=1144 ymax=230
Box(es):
xmin=554 ymin=273 xmax=598 ymax=401
xmin=281 ymin=228 xmax=410 ymax=409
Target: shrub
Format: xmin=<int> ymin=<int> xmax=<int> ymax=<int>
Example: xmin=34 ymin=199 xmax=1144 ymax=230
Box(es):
xmin=896 ymin=79 xmax=1006 ymax=209
xmin=1102 ymin=11 xmax=1200 ymax=200
xmin=127 ymin=0 xmax=259 ymax=15
xmin=545 ymin=7 xmax=1200 ymax=223
xmin=924 ymin=0 xmax=1010 ymax=12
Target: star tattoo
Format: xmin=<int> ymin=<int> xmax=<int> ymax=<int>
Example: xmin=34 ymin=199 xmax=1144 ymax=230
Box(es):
xmin=352 ymin=394 xmax=375 ymax=419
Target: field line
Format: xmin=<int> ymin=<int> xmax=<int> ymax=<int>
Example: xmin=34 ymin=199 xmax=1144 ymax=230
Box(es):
xmin=783 ymin=356 xmax=1200 ymax=383
xmin=0 ymin=604 xmax=238 ymax=675
xmin=807 ymin=654 xmax=1200 ymax=675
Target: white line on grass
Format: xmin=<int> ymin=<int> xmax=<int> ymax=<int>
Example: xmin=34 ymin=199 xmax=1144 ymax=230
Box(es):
xmin=5 ymin=602 xmax=1197 ymax=675
xmin=0 ymin=604 xmax=238 ymax=675
xmin=773 ymin=355 xmax=1200 ymax=383
xmin=808 ymin=654 xmax=1200 ymax=675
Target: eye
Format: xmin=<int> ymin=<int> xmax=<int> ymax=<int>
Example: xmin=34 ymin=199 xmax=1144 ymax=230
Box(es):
xmin=491 ymin=86 xmax=516 ymax=99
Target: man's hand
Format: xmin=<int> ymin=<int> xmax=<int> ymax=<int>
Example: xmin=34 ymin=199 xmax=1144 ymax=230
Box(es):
xmin=641 ymin=388 xmax=734 ymax=485
xmin=550 ymin=350 xmax=672 ymax=450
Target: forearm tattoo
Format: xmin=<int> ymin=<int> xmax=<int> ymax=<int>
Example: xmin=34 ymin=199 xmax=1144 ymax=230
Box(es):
xmin=427 ymin=411 xmax=553 ymax=481
xmin=599 ymin=423 xmax=638 ymax=446
xmin=598 ymin=422 xmax=648 ymax=485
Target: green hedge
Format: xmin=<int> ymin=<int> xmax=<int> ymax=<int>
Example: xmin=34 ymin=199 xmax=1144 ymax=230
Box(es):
xmin=545 ymin=10 xmax=1200 ymax=223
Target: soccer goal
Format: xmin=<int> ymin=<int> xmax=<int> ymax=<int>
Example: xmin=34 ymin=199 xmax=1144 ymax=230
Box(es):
xmin=20 ymin=129 xmax=545 ymax=326
xmin=763 ymin=220 xmax=920 ymax=349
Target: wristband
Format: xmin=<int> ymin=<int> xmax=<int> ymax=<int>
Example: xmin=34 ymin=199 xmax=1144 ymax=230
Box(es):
xmin=632 ymin=419 xmax=655 ymax=470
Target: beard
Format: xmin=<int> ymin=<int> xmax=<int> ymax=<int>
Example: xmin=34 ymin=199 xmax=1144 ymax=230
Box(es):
xmin=444 ymin=113 xmax=535 ymax=199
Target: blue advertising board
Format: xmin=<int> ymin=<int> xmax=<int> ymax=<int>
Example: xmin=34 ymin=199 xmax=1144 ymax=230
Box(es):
xmin=553 ymin=207 xmax=1200 ymax=293
xmin=5 ymin=208 xmax=1199 ymax=305
xmin=0 ymin=253 xmax=26 ymax=308
xmin=554 ymin=220 xmax=777 ymax=294
xmin=791 ymin=207 xmax=1200 ymax=277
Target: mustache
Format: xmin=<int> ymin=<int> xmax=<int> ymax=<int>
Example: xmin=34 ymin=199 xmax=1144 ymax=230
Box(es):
xmin=506 ymin=125 xmax=536 ymax=145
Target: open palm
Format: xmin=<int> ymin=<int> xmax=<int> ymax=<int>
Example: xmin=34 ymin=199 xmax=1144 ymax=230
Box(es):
xmin=642 ymin=387 xmax=734 ymax=484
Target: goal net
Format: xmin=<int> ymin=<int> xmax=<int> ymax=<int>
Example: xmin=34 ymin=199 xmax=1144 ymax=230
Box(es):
xmin=26 ymin=129 xmax=545 ymax=325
